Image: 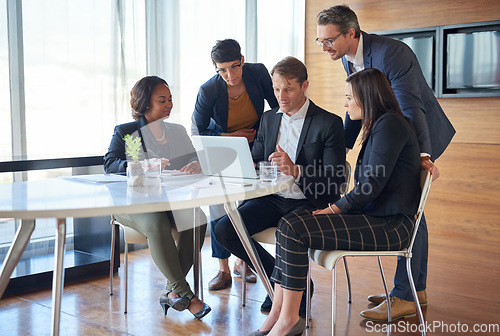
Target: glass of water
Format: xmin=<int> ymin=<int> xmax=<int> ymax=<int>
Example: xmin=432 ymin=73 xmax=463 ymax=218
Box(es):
xmin=143 ymin=159 xmax=162 ymax=186
xmin=259 ymin=161 xmax=277 ymax=183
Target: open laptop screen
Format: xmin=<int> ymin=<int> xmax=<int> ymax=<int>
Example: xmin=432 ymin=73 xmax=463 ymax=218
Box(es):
xmin=191 ymin=136 xmax=258 ymax=179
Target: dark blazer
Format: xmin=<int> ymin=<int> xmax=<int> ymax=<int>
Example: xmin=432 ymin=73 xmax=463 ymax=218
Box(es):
xmin=342 ymin=32 xmax=455 ymax=160
xmin=252 ymin=100 xmax=346 ymax=208
xmin=104 ymin=116 xmax=196 ymax=174
xmin=192 ymin=63 xmax=278 ymax=136
xmin=335 ymin=113 xmax=421 ymax=217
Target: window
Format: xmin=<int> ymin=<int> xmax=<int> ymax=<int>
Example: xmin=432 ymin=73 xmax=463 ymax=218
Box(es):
xmin=1 ymin=0 xmax=305 ymax=276
xmin=21 ymin=0 xmax=146 ymax=160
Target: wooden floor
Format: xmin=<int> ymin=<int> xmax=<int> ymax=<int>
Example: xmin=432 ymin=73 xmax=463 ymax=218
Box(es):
xmin=1 ymin=235 xmax=499 ymax=336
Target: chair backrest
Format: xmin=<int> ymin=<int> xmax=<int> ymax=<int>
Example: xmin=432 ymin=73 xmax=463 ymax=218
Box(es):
xmin=340 ymin=161 xmax=352 ymax=196
xmin=406 ymin=170 xmax=432 ymax=253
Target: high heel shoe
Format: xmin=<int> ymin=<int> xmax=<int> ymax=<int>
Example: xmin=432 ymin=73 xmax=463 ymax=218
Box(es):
xmin=159 ymin=291 xmax=191 ymax=315
xmin=284 ymin=318 xmax=305 ymax=336
xmin=190 ymin=297 xmax=211 ymax=319
xmin=246 ymin=329 xmax=270 ymax=336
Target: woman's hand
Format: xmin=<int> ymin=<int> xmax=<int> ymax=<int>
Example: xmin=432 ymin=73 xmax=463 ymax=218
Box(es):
xmin=312 ymin=207 xmax=332 ymax=215
xmin=160 ymin=158 xmax=171 ymax=171
xmin=180 ymin=161 xmax=202 ymax=174
xmin=222 ymin=128 xmax=256 ymax=143
xmin=312 ymin=203 xmax=341 ymax=215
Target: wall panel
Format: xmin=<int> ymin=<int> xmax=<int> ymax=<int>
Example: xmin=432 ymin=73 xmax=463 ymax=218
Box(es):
xmin=305 ymin=0 xmax=500 ymax=243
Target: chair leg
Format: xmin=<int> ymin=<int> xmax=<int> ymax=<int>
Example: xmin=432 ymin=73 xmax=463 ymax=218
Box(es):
xmin=197 ymin=245 xmax=204 ymax=302
xmin=406 ymin=256 xmax=426 ymax=336
xmin=193 ymin=208 xmax=203 ymax=301
xmin=242 ymin=262 xmax=247 ymax=306
xmin=332 ymin=265 xmax=337 ymax=336
xmin=306 ymin=262 xmax=312 ymax=328
xmin=342 ymin=257 xmax=352 ymax=304
xmin=109 ymin=220 xmax=116 ymax=296
xmin=124 ymin=242 xmax=128 ymax=314
xmin=377 ymin=256 xmax=391 ymax=322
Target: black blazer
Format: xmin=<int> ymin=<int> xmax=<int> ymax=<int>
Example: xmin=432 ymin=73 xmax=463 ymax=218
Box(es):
xmin=104 ymin=116 xmax=197 ymax=174
xmin=335 ymin=113 xmax=420 ymax=217
xmin=252 ymin=100 xmax=346 ymax=208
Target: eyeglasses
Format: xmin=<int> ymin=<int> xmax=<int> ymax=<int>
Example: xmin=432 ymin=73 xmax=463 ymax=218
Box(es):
xmin=216 ymin=62 xmax=242 ymax=74
xmin=315 ymin=32 xmax=344 ymax=48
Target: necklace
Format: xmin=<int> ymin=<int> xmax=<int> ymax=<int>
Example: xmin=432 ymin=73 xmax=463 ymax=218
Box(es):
xmin=154 ymin=128 xmax=165 ymax=142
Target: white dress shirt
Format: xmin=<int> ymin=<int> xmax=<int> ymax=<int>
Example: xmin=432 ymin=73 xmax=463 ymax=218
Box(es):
xmin=345 ymin=34 xmax=365 ymax=72
xmin=275 ymin=98 xmax=309 ymax=199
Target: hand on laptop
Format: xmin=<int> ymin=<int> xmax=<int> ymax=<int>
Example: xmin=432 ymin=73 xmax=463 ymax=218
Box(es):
xmin=180 ymin=160 xmax=202 ymax=174
xmin=269 ymin=145 xmax=299 ymax=178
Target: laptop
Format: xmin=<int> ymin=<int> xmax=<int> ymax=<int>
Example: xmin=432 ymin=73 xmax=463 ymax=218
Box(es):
xmin=191 ymin=135 xmax=258 ymax=179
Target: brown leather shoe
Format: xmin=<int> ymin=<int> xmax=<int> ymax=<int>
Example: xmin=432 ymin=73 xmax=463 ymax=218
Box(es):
xmin=360 ymin=297 xmax=417 ymax=321
xmin=233 ymin=262 xmax=257 ymax=283
xmin=208 ymin=271 xmax=232 ymax=290
xmin=367 ymin=290 xmax=427 ymax=306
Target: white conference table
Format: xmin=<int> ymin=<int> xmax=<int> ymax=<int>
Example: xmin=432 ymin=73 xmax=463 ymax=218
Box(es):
xmin=0 ymin=173 xmax=293 ymax=336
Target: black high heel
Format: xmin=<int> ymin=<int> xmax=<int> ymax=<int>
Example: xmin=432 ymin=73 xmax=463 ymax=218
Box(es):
xmin=159 ymin=291 xmax=191 ymax=316
xmin=190 ymin=297 xmax=211 ymax=319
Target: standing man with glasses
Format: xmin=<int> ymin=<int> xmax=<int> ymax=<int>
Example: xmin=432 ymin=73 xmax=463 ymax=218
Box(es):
xmin=315 ymin=5 xmax=455 ymax=322
xmin=192 ymin=39 xmax=278 ymax=292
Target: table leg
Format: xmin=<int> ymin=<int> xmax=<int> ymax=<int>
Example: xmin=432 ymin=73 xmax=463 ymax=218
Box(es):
xmin=223 ymin=202 xmax=274 ymax=300
xmin=193 ymin=207 xmax=203 ymax=301
xmin=0 ymin=219 xmax=35 ymax=299
xmin=51 ymin=218 xmax=66 ymax=336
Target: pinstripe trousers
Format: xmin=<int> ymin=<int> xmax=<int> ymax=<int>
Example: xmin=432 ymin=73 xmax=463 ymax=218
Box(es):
xmin=271 ymin=209 xmax=414 ymax=291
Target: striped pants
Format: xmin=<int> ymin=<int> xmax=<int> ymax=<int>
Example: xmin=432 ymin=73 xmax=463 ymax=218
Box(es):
xmin=271 ymin=209 xmax=414 ymax=291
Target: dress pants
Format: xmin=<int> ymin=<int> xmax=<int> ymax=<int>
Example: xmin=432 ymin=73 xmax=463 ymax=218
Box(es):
xmin=272 ymin=210 xmax=415 ymax=291
xmin=209 ymin=204 xmax=231 ymax=259
xmin=114 ymin=211 xmax=206 ymax=299
xmin=213 ymin=194 xmax=314 ymax=280
xmin=390 ymin=214 xmax=428 ymax=301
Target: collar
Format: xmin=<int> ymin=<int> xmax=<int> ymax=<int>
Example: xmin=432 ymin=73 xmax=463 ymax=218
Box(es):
xmin=276 ymin=97 xmax=310 ymax=120
xmin=345 ymin=33 xmax=364 ymax=69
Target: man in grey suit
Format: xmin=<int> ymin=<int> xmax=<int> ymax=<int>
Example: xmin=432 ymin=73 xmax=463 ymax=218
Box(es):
xmin=316 ymin=5 xmax=455 ymax=321
xmin=214 ymin=56 xmax=345 ymax=316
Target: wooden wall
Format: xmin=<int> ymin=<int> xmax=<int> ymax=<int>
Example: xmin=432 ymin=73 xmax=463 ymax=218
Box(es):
xmin=304 ymin=1 xmax=500 ymax=243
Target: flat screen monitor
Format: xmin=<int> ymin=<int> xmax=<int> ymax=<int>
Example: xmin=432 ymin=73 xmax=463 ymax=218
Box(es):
xmin=396 ymin=35 xmax=435 ymax=90
xmin=446 ymin=30 xmax=500 ymax=89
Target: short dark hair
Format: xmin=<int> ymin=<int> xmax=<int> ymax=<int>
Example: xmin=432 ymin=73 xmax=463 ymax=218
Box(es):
xmin=271 ymin=56 xmax=308 ymax=86
xmin=346 ymin=68 xmax=404 ymax=142
xmin=130 ymin=76 xmax=168 ymax=120
xmin=317 ymin=4 xmax=361 ymax=38
xmin=210 ymin=39 xmax=242 ymax=65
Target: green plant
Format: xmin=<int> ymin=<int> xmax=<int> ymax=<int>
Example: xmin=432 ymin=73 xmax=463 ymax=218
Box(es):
xmin=123 ymin=134 xmax=142 ymax=162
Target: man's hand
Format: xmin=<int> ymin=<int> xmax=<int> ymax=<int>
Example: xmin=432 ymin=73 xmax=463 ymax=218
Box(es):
xmin=421 ymin=156 xmax=440 ymax=181
xmin=221 ymin=128 xmax=256 ymax=143
xmin=268 ymin=145 xmax=299 ymax=178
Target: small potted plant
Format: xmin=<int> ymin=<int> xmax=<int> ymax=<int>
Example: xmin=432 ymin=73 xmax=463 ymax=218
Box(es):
xmin=124 ymin=134 xmax=143 ymax=187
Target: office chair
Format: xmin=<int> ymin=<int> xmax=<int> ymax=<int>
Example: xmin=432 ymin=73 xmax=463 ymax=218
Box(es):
xmin=306 ymin=170 xmax=432 ymax=335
